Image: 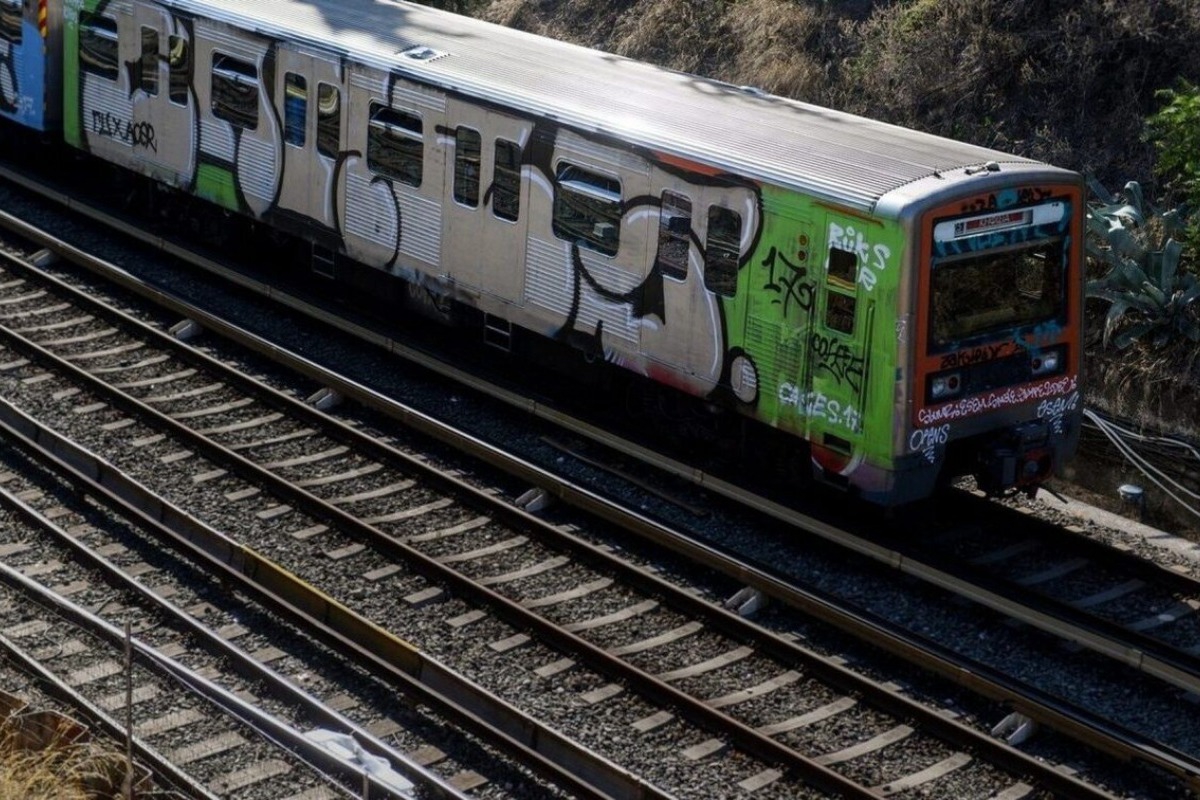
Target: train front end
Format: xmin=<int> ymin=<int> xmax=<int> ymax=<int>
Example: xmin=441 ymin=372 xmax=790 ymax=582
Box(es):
xmin=897 ymin=168 xmax=1084 ymax=500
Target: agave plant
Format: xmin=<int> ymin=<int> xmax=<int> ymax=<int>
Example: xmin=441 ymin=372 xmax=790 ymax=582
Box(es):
xmin=1085 ymin=178 xmax=1199 ymax=349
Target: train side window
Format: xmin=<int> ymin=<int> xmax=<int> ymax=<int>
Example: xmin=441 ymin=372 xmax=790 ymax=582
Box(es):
xmin=828 ymin=247 xmax=857 ymax=286
xmin=283 ymin=73 xmax=306 ymax=147
xmin=553 ymin=164 xmax=621 ymax=256
xmin=655 ymin=191 xmax=691 ymax=281
xmin=704 ymin=205 xmax=741 ymax=297
xmin=453 ymin=127 xmax=481 ymax=207
xmin=211 ymin=54 xmax=258 ymax=130
xmin=168 ymin=36 xmax=190 ymax=105
xmin=492 ymin=139 xmax=521 ymax=222
xmin=316 ymin=83 xmax=340 ymax=159
xmin=1 ymin=0 xmax=22 ymax=45
xmin=825 ymin=290 xmax=856 ymax=334
xmin=367 ymin=102 xmax=423 ymax=187
xmin=139 ymin=27 xmax=159 ymax=96
xmin=79 ymin=13 xmax=119 ymax=81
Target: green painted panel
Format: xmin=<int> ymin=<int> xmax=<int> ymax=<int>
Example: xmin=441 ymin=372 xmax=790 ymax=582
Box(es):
xmin=195 ymin=163 xmax=240 ymax=210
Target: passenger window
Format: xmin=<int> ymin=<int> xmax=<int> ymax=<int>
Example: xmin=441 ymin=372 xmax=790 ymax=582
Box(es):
xmin=316 ymin=82 xmax=339 ymax=159
xmin=79 ymin=13 xmax=119 ymax=81
xmin=704 ymin=206 xmax=741 ymax=297
xmin=553 ymin=164 xmax=621 ymax=256
xmin=453 ymin=128 xmax=481 ymax=207
xmin=492 ymin=139 xmax=521 ymax=222
xmin=211 ymin=54 xmax=258 ymax=130
xmin=283 ymin=73 xmax=306 ymax=147
xmin=655 ymin=191 xmax=691 ymax=280
xmin=825 ymin=290 xmax=856 ymax=334
xmin=1 ymin=0 xmax=22 ymax=45
xmin=139 ymin=27 xmax=159 ymax=96
xmin=828 ymin=247 xmax=858 ymax=286
xmin=168 ymin=35 xmax=190 ymax=105
xmin=367 ymin=102 xmax=423 ymax=187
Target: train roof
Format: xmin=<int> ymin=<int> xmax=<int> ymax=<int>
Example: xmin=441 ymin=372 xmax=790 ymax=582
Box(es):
xmin=168 ymin=0 xmax=1053 ymax=213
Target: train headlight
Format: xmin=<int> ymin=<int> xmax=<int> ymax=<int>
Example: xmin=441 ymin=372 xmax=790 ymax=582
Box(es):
xmin=1030 ymin=347 xmax=1064 ymax=377
xmin=930 ymin=372 xmax=962 ymax=400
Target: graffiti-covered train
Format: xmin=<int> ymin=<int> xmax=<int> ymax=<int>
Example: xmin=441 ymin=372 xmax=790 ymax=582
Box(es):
xmin=1 ymin=0 xmax=1083 ymax=505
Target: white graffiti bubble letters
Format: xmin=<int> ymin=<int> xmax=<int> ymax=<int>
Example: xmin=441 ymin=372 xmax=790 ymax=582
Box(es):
xmin=778 ymin=382 xmax=863 ymax=434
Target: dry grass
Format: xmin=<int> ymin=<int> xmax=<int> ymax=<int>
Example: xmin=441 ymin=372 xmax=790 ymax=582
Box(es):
xmin=0 ymin=719 xmax=130 ymax=800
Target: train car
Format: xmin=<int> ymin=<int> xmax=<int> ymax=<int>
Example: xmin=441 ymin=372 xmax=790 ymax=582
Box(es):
xmin=58 ymin=0 xmax=1082 ymax=506
xmin=0 ymin=0 xmax=63 ymax=131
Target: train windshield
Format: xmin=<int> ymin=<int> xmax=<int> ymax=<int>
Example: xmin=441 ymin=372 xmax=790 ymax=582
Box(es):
xmin=929 ymin=238 xmax=1065 ymax=351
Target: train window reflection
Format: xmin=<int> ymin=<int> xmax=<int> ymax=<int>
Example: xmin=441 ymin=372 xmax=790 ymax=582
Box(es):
xmin=492 ymin=139 xmax=521 ymax=222
xmin=553 ymin=164 xmax=621 ymax=256
xmin=367 ymin=103 xmax=423 ymax=187
xmin=930 ymin=239 xmax=1064 ymax=350
xmin=140 ymin=27 xmax=159 ymax=96
xmin=704 ymin=205 xmax=741 ymax=297
xmin=211 ymin=54 xmax=259 ymax=130
xmin=655 ymin=191 xmax=691 ymax=281
xmin=80 ymin=13 xmax=119 ymax=81
xmin=1 ymin=0 xmax=22 ymax=45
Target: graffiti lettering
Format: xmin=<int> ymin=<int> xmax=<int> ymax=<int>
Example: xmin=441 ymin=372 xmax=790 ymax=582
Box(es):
xmin=778 ymin=382 xmax=862 ymax=433
xmin=1037 ymin=391 xmax=1079 ymax=435
xmin=91 ymin=110 xmax=157 ymax=152
xmin=939 ymin=343 xmax=1005 ymax=369
xmin=827 ymin=221 xmax=891 ymax=292
xmin=809 ymin=332 xmax=864 ymax=394
xmin=959 ymin=187 xmax=1053 ymax=214
xmin=761 ymin=246 xmax=812 ymax=315
xmin=918 ymin=375 xmax=1078 ymax=425
xmin=909 ymin=424 xmax=950 ymax=463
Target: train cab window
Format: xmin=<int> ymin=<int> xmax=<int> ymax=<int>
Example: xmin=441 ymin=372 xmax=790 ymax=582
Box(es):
xmin=1 ymin=0 xmax=22 ymax=45
xmin=655 ymin=191 xmax=691 ymax=281
xmin=168 ymin=36 xmax=190 ymax=105
xmin=825 ymin=291 xmax=856 ymax=334
xmin=553 ymin=164 xmax=621 ymax=257
xmin=211 ymin=54 xmax=259 ymax=130
xmin=367 ymin=102 xmax=423 ymax=187
xmin=703 ymin=205 xmax=741 ymax=297
xmin=139 ymin=27 xmax=159 ymax=96
xmin=492 ymin=139 xmax=521 ymax=222
xmin=453 ymin=128 xmax=481 ymax=207
xmin=79 ymin=13 xmax=119 ymax=81
xmin=316 ymin=83 xmax=340 ymax=159
xmin=284 ymin=73 xmax=306 ymax=147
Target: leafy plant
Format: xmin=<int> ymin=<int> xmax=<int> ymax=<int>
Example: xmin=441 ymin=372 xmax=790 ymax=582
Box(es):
xmin=1085 ymin=178 xmax=1200 ymax=349
xmin=1147 ymin=80 xmax=1200 ymax=210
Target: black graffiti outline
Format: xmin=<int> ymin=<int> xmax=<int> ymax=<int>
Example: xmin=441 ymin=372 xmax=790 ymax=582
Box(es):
xmin=91 ymin=109 xmax=158 ymax=151
xmin=809 ymin=331 xmax=864 ymax=394
xmin=761 ymin=245 xmax=812 ymax=315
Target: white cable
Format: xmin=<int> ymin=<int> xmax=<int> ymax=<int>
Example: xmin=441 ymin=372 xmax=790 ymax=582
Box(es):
xmin=1082 ymin=408 xmax=1200 ymax=520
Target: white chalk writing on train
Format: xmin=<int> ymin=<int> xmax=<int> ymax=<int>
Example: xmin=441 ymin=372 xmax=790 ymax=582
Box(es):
xmin=1037 ymin=391 xmax=1079 ymax=435
xmin=895 ymin=318 xmax=908 ymax=344
xmin=778 ymin=382 xmax=863 ymax=433
xmin=92 ymin=110 xmax=158 ymax=152
xmin=827 ymin=221 xmax=891 ymax=291
xmin=909 ymin=424 xmax=950 ymax=463
xmin=917 ymin=374 xmax=1078 ymax=425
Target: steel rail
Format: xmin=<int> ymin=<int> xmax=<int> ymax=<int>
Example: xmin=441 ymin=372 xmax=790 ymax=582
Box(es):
xmin=0 ymin=222 xmax=1119 ymax=798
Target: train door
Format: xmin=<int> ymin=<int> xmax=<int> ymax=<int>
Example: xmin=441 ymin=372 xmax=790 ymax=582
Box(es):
xmin=638 ymin=175 xmax=728 ymax=397
xmin=272 ymin=46 xmax=343 ymax=234
xmin=130 ymin=2 xmax=193 ymax=183
xmin=441 ymin=98 xmax=530 ymax=304
xmin=804 ymin=212 xmax=878 ymax=478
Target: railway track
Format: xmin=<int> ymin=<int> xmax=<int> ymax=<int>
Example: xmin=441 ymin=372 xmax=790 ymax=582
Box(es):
xmin=0 ymin=464 xmax=373 ymax=800
xmin=0 ymin=202 xmax=1124 ymax=797
xmin=0 ymin=165 xmax=1197 ymax=795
